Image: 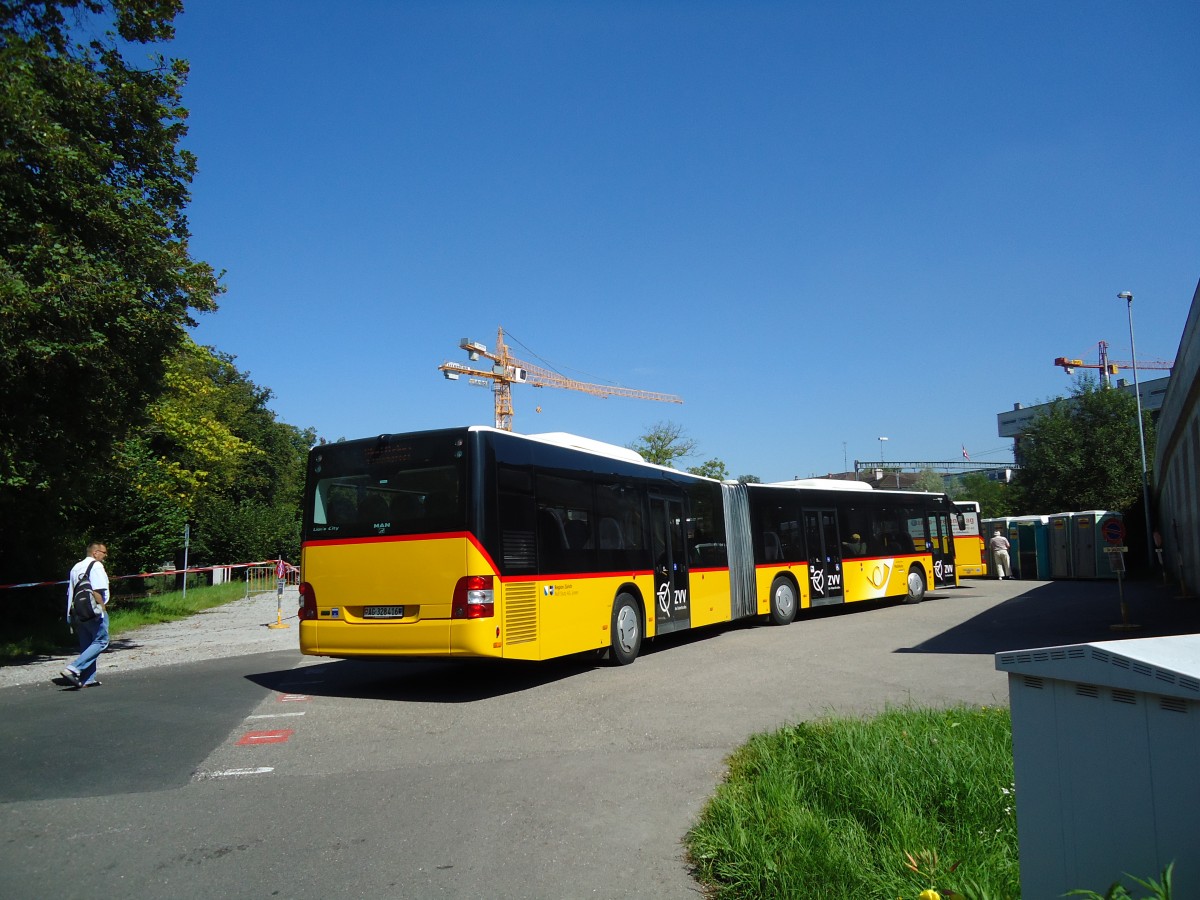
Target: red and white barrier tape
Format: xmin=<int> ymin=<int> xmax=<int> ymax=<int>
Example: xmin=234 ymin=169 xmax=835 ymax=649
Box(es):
xmin=0 ymin=560 xmax=298 ymax=591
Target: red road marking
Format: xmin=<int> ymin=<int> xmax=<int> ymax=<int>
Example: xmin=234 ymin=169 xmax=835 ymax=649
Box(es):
xmin=237 ymin=729 xmax=294 ymax=746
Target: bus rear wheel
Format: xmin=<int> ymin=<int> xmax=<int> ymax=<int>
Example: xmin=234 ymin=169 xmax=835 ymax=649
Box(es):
xmin=609 ymin=593 xmax=642 ymax=665
xmin=904 ymin=566 xmax=927 ymax=604
xmin=768 ymin=576 xmax=797 ymax=625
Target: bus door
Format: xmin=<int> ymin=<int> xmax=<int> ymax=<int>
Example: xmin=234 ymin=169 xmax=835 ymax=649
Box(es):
xmin=804 ymin=508 xmax=844 ymax=606
xmin=650 ymin=494 xmax=691 ymax=634
xmin=927 ymin=512 xmax=956 ymax=588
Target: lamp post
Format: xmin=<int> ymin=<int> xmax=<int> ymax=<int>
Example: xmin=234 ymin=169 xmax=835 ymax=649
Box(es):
xmin=1119 ymin=291 xmax=1153 ymax=568
xmin=878 ymin=436 xmax=888 ymax=463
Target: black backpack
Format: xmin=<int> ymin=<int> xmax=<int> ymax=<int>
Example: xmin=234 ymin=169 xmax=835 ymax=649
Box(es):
xmin=70 ymin=560 xmax=104 ymax=622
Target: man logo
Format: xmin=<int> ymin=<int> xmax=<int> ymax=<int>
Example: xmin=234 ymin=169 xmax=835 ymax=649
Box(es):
xmin=543 ymin=585 xmax=555 ymax=596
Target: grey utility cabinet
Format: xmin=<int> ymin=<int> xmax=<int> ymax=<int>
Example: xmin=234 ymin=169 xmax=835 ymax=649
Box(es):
xmin=995 ymin=635 xmax=1200 ymax=898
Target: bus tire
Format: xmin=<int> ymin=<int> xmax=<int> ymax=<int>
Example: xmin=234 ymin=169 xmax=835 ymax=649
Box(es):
xmin=609 ymin=592 xmax=642 ymax=665
xmin=768 ymin=576 xmax=797 ymax=625
xmin=904 ymin=566 xmax=927 ymax=604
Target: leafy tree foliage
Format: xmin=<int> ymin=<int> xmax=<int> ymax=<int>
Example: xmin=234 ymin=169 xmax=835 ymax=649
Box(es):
xmin=688 ymin=458 xmax=729 ymax=480
xmin=912 ymin=468 xmax=946 ymax=493
xmin=1012 ymin=378 xmax=1153 ymax=515
xmin=0 ymin=0 xmax=220 ymax=580
xmin=737 ymin=474 xmax=762 ymax=484
xmin=629 ymin=421 xmax=697 ymax=468
xmin=950 ymin=473 xmax=1015 ymax=519
xmin=100 ymin=339 xmax=314 ymax=575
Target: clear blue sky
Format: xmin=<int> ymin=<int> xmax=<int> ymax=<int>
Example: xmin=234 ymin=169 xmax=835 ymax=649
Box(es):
xmin=169 ymin=1 xmax=1198 ymax=482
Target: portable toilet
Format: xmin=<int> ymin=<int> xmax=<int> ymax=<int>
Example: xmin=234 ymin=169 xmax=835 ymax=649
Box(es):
xmin=1048 ymin=513 xmax=1073 ymax=578
xmin=996 ymin=635 xmax=1200 ymax=899
xmin=1011 ymin=515 xmax=1050 ymax=580
xmin=1071 ymin=512 xmax=1099 ymax=578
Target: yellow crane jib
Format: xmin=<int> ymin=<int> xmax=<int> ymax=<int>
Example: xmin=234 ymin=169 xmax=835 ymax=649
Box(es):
xmin=439 ymin=326 xmax=682 ymax=431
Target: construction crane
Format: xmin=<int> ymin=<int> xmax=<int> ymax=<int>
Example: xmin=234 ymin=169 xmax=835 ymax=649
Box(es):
xmin=439 ymin=326 xmax=683 ymax=431
xmin=1054 ymin=340 xmax=1174 ymax=387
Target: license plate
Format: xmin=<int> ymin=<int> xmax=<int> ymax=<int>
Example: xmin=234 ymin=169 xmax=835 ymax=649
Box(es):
xmin=363 ymin=605 xmax=405 ymax=619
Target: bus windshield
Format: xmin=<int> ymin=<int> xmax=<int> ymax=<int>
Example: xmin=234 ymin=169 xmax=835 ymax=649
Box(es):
xmin=306 ymin=432 xmax=468 ymax=539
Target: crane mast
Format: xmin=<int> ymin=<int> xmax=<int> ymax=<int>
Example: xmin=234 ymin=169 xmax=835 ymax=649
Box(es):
xmin=439 ymin=326 xmax=682 ymax=431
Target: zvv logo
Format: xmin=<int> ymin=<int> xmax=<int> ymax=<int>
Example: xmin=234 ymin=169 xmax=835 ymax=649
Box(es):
xmin=810 ymin=568 xmax=825 ymax=596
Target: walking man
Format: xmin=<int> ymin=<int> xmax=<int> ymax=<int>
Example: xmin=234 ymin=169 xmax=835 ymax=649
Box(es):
xmin=60 ymin=542 xmax=110 ymax=688
xmin=989 ymin=528 xmax=1012 ymax=581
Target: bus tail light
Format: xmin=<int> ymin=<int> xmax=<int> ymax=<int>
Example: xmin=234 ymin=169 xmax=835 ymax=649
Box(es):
xmin=298 ymin=582 xmax=317 ymax=620
xmin=453 ymin=575 xmax=494 ymax=619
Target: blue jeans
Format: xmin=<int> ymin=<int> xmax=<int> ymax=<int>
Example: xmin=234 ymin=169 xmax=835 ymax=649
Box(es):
xmin=69 ymin=614 xmax=110 ymax=684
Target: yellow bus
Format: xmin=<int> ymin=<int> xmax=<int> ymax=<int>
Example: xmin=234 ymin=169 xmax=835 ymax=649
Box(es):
xmin=952 ymin=500 xmax=988 ymax=577
xmin=298 ymin=427 xmax=960 ymax=665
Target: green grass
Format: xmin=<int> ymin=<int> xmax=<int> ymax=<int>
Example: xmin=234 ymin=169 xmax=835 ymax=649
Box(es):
xmin=686 ymin=705 xmax=1020 ymax=900
xmin=0 ymin=580 xmax=262 ymax=664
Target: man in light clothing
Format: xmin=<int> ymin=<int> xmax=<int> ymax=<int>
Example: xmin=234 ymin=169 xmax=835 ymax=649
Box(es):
xmin=59 ymin=542 xmax=110 ymax=688
xmin=989 ymin=528 xmax=1012 ymax=580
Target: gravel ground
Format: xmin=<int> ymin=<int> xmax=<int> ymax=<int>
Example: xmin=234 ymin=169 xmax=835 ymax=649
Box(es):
xmin=0 ymin=587 xmax=302 ymax=689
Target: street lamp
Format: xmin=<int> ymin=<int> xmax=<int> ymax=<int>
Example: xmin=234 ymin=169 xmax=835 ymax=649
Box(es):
xmin=1119 ymin=291 xmax=1153 ymax=568
xmin=878 ymin=436 xmax=888 ymax=463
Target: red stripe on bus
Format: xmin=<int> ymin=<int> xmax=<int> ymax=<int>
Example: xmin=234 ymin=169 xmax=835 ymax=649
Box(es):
xmin=302 ymin=531 xmax=473 ymax=548
xmin=501 ymin=570 xmax=653 ymax=584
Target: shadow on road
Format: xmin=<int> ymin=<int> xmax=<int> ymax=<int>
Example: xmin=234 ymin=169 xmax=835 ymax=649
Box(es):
xmin=241 ymin=603 xmax=911 ymax=702
xmin=243 ymin=654 xmax=607 ymax=702
xmin=900 ymin=578 xmax=1200 ymax=655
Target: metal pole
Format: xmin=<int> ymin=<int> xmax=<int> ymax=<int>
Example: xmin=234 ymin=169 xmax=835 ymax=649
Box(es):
xmin=1121 ymin=292 xmax=1154 ymax=569
xmin=182 ymin=523 xmax=190 ymax=601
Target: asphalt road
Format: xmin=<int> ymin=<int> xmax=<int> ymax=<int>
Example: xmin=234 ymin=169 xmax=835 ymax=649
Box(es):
xmin=2 ymin=577 xmax=1196 ymax=899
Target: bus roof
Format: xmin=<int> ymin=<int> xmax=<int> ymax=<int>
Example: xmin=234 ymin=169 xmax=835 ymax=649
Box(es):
xmin=523 ymin=431 xmax=647 ymax=464
xmin=464 ymin=425 xmax=650 ymax=466
xmin=763 ymin=479 xmax=874 ymax=491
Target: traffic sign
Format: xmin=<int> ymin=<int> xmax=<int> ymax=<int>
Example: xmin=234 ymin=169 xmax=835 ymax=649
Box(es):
xmin=1102 ymin=518 xmax=1125 ymax=545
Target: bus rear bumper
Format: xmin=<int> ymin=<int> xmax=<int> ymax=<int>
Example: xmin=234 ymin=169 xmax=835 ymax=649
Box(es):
xmin=299 ymin=617 xmax=503 ymax=659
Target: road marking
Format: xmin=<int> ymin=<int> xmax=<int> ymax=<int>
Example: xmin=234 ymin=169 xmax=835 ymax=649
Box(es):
xmin=278 ymin=693 xmax=311 ymax=702
xmin=237 ymin=729 xmax=294 ymax=745
xmin=194 ymin=767 xmax=275 ymax=780
xmin=247 ymin=711 xmax=307 ymax=720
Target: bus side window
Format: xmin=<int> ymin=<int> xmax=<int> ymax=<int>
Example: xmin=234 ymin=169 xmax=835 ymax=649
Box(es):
xmin=538 ymin=508 xmax=568 ymax=553
xmin=598 ymin=516 xmax=624 ymax=549
xmin=565 ymin=515 xmax=591 ymax=550
xmin=763 ymin=531 xmax=782 ymax=561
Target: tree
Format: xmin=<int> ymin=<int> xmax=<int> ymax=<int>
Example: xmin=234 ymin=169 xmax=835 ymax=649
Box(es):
xmin=737 ymin=474 xmax=762 ymax=484
xmin=0 ymin=0 xmax=221 ymax=581
xmin=1012 ymin=378 xmax=1153 ymax=514
xmin=687 ymin=458 xmax=729 ymax=481
xmin=911 ymin=468 xmax=946 ymax=494
xmin=951 ymin=473 xmax=1015 ymax=520
xmin=629 ymin=421 xmax=697 ymax=468
xmin=100 ymin=339 xmax=314 ymax=574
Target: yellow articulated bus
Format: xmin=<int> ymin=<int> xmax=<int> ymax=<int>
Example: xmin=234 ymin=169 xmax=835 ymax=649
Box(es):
xmin=298 ymin=427 xmax=961 ymax=665
xmin=952 ymin=500 xmax=988 ymax=577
